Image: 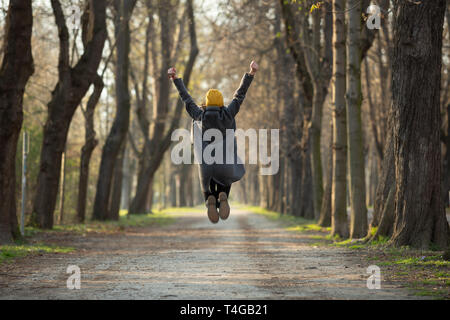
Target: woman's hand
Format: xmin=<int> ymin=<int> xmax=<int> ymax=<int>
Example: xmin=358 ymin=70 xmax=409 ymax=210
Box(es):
xmin=168 ymin=67 xmax=177 ymax=80
xmin=249 ymin=61 xmax=259 ymax=75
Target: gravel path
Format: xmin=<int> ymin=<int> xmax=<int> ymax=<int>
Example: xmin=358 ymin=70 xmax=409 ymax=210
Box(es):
xmin=0 ymin=208 xmax=418 ymax=299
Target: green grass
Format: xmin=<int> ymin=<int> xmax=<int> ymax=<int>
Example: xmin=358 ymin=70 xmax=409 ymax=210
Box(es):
xmin=368 ymin=249 xmax=450 ymax=299
xmin=378 ymin=255 xmax=450 ymax=267
xmin=331 ymin=236 xmax=389 ymax=250
xmin=0 ymin=244 xmax=74 ymax=264
xmin=369 ymin=226 xmax=378 ymax=237
xmin=435 ymin=272 xmax=450 ymax=277
xmin=304 ymin=232 xmax=391 ymax=250
xmin=412 ymin=288 xmax=448 ymax=299
xmin=408 ymin=277 xmax=450 ymax=299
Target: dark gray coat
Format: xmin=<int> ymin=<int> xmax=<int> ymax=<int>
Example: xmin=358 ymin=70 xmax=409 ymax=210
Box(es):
xmin=173 ymin=73 xmax=254 ymax=193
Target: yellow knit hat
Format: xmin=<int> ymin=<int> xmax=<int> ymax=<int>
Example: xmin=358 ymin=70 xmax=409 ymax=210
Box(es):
xmin=205 ymin=89 xmax=224 ymax=107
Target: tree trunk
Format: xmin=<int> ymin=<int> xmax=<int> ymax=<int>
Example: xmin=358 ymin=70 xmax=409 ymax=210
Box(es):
xmin=289 ymin=157 xmax=303 ymax=216
xmin=259 ymin=174 xmax=268 ymax=209
xmin=331 ymin=0 xmax=349 ymax=238
xmin=193 ymin=167 xmax=203 ymax=206
xmin=273 ymin=4 xmax=296 ymax=215
xmin=179 ymin=164 xmax=191 ymax=207
xmin=127 ymin=2 xmax=154 ymax=214
xmin=375 ymin=34 xmax=389 ymax=150
xmin=32 ymin=0 xmax=106 ymax=228
xmin=444 ymin=103 xmax=450 ymax=208
xmin=369 ymin=121 xmax=395 ymax=238
xmin=248 ymin=168 xmax=258 ymax=205
xmin=389 ymin=0 xmax=449 ymax=248
xmin=169 ymin=171 xmax=177 ymax=207
xmin=278 ymin=0 xmax=315 ymax=218
xmin=300 ymin=145 xmax=314 ymax=219
xmin=366 ymin=147 xmax=378 ymax=207
xmin=283 ymin=157 xmax=290 ymax=214
xmin=270 ymin=160 xmax=283 ymax=212
xmin=305 ymin=2 xmax=333 ymax=220
xmin=186 ymin=167 xmax=194 ymax=207
xmin=93 ymin=0 xmax=136 ymax=220
xmin=129 ymin=0 xmax=198 ymax=214
xmin=288 ymin=98 xmax=304 ymax=217
xmin=146 ymin=178 xmax=154 ymax=212
xmin=129 ymin=0 xmax=173 ymax=214
xmin=318 ymin=122 xmax=333 ymax=227
xmin=176 ymin=175 xmax=182 ymax=208
xmin=77 ymin=76 xmax=102 ymax=223
xmin=109 ymin=142 xmax=126 ymax=221
xmin=0 ymin=0 xmax=34 ymax=243
xmin=310 ymin=89 xmax=324 ymax=220
xmin=442 ymin=7 xmax=450 ymax=210
xmin=120 ymin=145 xmax=134 ymax=211
xmin=129 ymin=160 xmax=152 ymax=214
xmin=57 ymin=147 xmax=66 ymax=224
xmin=161 ymin=161 xmax=168 ymax=209
xmin=346 ymin=0 xmax=367 ymax=238
xmin=364 ymin=58 xmax=384 ymax=165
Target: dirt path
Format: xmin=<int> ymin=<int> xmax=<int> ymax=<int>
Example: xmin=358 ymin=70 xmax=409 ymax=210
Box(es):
xmin=0 ymin=208 xmax=418 ymax=299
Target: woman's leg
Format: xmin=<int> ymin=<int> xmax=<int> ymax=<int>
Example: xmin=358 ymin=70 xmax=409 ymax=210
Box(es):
xmin=217 ymin=183 xmax=231 ymax=220
xmin=217 ymin=183 xmax=231 ymax=198
xmin=210 ymin=179 xmax=220 ymax=208
xmin=210 ymin=179 xmax=217 ymax=194
xmin=204 ymin=179 xmax=219 ymax=223
xmin=203 ymin=179 xmax=216 ymax=202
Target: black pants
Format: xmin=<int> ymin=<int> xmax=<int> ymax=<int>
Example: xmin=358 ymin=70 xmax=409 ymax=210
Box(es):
xmin=204 ymin=179 xmax=231 ymax=207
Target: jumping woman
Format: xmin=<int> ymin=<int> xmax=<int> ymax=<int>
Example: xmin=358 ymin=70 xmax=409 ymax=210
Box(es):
xmin=168 ymin=61 xmax=259 ymax=223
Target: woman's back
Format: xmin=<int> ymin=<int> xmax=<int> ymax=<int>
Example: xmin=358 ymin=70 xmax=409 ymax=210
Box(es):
xmin=201 ymin=106 xmax=236 ymax=135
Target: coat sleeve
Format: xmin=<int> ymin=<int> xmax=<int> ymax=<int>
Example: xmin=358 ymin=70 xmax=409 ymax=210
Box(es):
xmin=173 ymin=78 xmax=203 ymax=120
xmin=226 ymin=73 xmax=254 ymax=118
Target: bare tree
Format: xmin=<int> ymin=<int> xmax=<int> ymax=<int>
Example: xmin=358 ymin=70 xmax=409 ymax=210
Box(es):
xmin=0 ymin=0 xmax=34 ymax=243
xmin=389 ymin=0 xmax=448 ymax=248
xmin=129 ymin=0 xmax=199 ymax=214
xmin=368 ymin=118 xmax=395 ymax=240
xmin=280 ymin=0 xmax=333 ymax=220
xmin=318 ymin=121 xmax=333 ymax=227
xmin=76 ymin=75 xmax=103 ymax=223
xmin=330 ymin=0 xmax=348 ymax=238
xmin=441 ymin=6 xmax=450 ymax=209
xmin=92 ymin=0 xmax=137 ymax=220
xmin=31 ymin=0 xmax=107 ymax=228
xmin=278 ymin=0 xmax=314 ymax=218
xmin=346 ymin=0 xmax=367 ymax=238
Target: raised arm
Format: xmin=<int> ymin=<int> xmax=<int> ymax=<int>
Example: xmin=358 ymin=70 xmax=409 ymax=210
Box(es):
xmin=227 ymin=61 xmax=259 ymax=118
xmin=168 ymin=67 xmax=202 ymax=120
